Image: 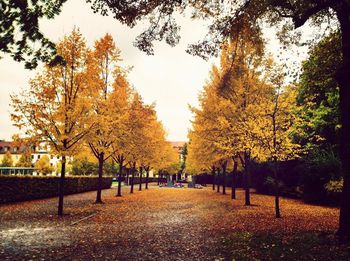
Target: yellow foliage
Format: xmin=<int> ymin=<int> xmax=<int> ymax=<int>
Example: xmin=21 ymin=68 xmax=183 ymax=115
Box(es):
xmin=188 ymin=35 xmax=301 ymax=174
xmin=35 ymin=155 xmax=53 ymax=175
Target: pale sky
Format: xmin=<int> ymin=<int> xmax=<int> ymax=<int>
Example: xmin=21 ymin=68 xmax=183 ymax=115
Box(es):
xmin=0 ymin=0 xmax=312 ymax=142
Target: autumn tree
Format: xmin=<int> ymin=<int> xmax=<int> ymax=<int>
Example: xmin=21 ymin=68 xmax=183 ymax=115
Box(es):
xmin=136 ymin=104 xmax=159 ymax=191
xmin=1 ymin=152 xmax=13 ymax=167
xmin=120 ymin=93 xmax=152 ymax=194
xmin=11 ymin=28 xmax=95 ymax=216
xmin=71 ymin=147 xmax=97 ymax=176
xmin=110 ymin=73 xmax=132 ymax=197
xmin=209 ymin=33 xmax=269 ymax=205
xmin=86 ymin=33 xmax=125 ymax=203
xmin=137 ymin=113 xmax=169 ymax=190
xmin=35 ymin=155 xmax=53 ymax=175
xmin=156 ymin=142 xmax=179 ymax=184
xmin=188 ymin=78 xmax=232 ymax=194
xmin=179 ymin=143 xmax=188 ymax=179
xmin=16 ymin=149 xmax=33 ymax=168
xmin=251 ymin=76 xmax=301 ymax=217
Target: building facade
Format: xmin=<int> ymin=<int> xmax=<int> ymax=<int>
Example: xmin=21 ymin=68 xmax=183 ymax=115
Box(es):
xmin=0 ymin=140 xmax=65 ymax=175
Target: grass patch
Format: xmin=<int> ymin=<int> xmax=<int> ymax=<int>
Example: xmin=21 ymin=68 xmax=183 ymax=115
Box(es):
xmin=221 ymin=231 xmax=350 ymax=260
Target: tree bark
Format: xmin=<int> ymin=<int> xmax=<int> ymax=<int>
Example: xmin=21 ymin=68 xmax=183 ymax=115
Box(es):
xmin=117 ymin=157 xmax=123 ymax=197
xmin=217 ymin=168 xmax=221 ymax=193
xmin=231 ymin=158 xmax=238 ymax=200
xmin=244 ymin=151 xmax=251 ymax=206
xmin=336 ymin=5 xmax=350 ymax=243
xmin=130 ymin=164 xmax=135 ymax=194
xmin=273 ymin=157 xmax=281 ymax=218
xmin=212 ymin=165 xmax=216 ymax=190
xmin=139 ymin=166 xmax=143 ymax=191
xmin=222 ymin=161 xmax=227 ymax=195
xmin=95 ymin=152 xmax=104 ymax=204
xmin=58 ymin=154 xmax=66 ymax=216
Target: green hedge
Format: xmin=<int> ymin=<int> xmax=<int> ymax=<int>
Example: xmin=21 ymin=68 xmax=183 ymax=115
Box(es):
xmin=0 ymin=175 xmax=112 ymax=203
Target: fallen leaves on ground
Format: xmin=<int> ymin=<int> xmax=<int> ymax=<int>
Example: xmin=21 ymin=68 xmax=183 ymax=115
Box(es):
xmin=0 ymin=185 xmax=348 ymax=260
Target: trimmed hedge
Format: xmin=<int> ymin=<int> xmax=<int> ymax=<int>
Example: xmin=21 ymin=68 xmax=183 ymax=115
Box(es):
xmin=0 ymin=175 xmax=112 ymax=204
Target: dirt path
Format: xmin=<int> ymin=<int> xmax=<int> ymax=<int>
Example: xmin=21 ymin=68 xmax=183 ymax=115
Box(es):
xmin=0 ymin=185 xmax=342 ymax=260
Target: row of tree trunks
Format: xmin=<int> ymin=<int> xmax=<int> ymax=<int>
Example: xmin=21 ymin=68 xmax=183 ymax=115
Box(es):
xmin=212 ymin=161 xmax=237 ymax=197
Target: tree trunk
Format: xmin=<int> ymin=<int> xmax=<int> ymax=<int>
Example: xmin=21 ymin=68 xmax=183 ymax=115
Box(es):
xmin=212 ymin=166 xmax=215 ymax=190
xmin=217 ymin=168 xmax=221 ymax=193
xmin=336 ymin=6 xmax=350 ymax=243
xmin=244 ymin=151 xmax=251 ymax=206
xmin=130 ymin=165 xmax=135 ymax=194
xmin=231 ymin=159 xmax=238 ymax=200
xmin=58 ymin=155 xmax=66 ymax=216
xmin=95 ymin=152 xmax=104 ymax=204
xmin=273 ymin=157 xmax=281 ymax=218
xmin=146 ymin=168 xmax=150 ymax=189
xmin=222 ymin=161 xmax=227 ymax=195
xmin=117 ymin=159 xmax=123 ymax=197
xmin=139 ymin=167 xmax=143 ymax=191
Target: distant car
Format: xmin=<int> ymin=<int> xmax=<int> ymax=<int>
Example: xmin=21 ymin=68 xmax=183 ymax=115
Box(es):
xmin=194 ymin=184 xmax=203 ymax=189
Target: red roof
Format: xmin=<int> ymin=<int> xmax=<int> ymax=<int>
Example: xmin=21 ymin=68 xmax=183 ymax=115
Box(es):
xmin=0 ymin=141 xmax=27 ymax=154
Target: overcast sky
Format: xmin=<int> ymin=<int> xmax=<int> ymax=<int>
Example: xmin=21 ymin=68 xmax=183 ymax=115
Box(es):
xmin=0 ymin=0 xmax=312 ymax=142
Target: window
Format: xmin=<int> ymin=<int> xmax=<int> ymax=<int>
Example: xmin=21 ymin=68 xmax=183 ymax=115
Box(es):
xmin=50 ymin=155 xmax=53 ymax=159
xmin=37 ymin=155 xmax=41 ymax=159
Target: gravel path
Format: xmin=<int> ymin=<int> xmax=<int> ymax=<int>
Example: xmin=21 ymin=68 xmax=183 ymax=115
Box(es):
xmin=0 ymin=185 xmax=340 ymax=260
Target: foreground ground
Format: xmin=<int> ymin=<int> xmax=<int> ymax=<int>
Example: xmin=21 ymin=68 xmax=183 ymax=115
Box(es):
xmin=0 ymin=185 xmax=349 ymax=260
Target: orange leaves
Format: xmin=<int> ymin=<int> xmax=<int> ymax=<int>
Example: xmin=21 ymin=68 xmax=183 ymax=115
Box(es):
xmin=34 ymin=155 xmax=53 ymax=175
xmin=189 ymin=33 xmax=301 ymax=174
xmin=0 ymin=187 xmax=341 ymax=260
xmin=11 ymin=28 xmax=95 ymax=156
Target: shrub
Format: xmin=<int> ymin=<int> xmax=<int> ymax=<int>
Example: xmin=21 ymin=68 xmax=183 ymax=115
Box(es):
xmin=325 ymin=179 xmax=343 ymax=193
xmin=299 ymin=147 xmax=341 ymax=204
xmin=0 ymin=175 xmax=112 ymax=203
